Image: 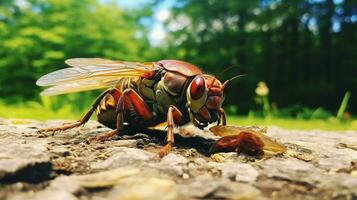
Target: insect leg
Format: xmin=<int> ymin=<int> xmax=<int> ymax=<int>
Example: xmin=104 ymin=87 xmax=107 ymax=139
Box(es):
xmin=115 ymin=89 xmax=154 ymax=128
xmin=219 ymin=108 xmax=227 ymax=125
xmin=159 ymin=106 xmax=183 ymax=158
xmin=88 ymin=88 xmax=153 ymax=142
xmin=37 ymin=88 xmax=118 ymax=133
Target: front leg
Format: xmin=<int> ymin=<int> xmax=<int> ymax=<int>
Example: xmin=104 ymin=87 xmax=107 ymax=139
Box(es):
xmin=88 ymin=89 xmax=153 ymax=142
xmin=219 ymin=108 xmax=227 ymax=125
xmin=159 ymin=106 xmax=184 ymax=158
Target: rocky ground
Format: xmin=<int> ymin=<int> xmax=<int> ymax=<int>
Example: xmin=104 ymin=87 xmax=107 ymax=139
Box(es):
xmin=0 ymin=118 xmax=356 ymax=200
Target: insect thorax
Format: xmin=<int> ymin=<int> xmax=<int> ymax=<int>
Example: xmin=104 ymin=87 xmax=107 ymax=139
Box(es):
xmin=138 ymin=70 xmax=191 ymax=116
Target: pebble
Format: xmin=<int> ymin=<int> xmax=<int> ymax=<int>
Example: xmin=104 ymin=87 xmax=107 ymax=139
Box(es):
xmin=156 ymin=153 xmax=189 ymax=175
xmin=351 ymin=171 xmax=357 ymax=177
xmin=112 ymin=139 xmax=137 ymax=147
xmin=52 ymin=147 xmax=71 ymax=157
xmin=208 ymin=162 xmax=260 ymax=183
xmin=91 ymin=147 xmax=155 ymax=170
xmin=210 ymin=152 xmax=237 ymax=162
xmin=182 ymin=173 xmax=189 ymax=179
xmin=194 ymin=158 xmax=207 ymax=165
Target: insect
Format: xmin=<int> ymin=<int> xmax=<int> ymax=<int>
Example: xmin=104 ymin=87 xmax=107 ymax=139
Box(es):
xmin=37 ymin=58 xmax=241 ymax=157
xmin=209 ymin=125 xmax=287 ymax=156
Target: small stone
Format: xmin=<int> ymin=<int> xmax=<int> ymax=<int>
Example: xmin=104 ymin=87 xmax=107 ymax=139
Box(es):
xmin=208 ymin=162 xmax=259 ymax=183
xmin=234 ymin=166 xmax=260 ymax=183
xmin=94 ymin=144 xmax=106 ymax=150
xmin=28 ymin=190 xmax=35 ymax=197
xmin=261 ymin=158 xmax=324 ymax=185
xmin=156 ymin=153 xmax=189 ymax=175
xmin=136 ymin=139 xmax=145 ymax=148
xmin=182 ymin=173 xmax=189 ymax=179
xmin=109 ymin=177 xmax=178 ymax=200
xmin=318 ymin=173 xmax=357 ymax=197
xmin=287 ymin=150 xmax=314 ymax=162
xmin=123 ymin=133 xmax=150 ymax=140
xmin=52 ymin=147 xmax=70 ymax=157
xmin=176 ymin=175 xmax=221 ymax=198
xmin=211 ymin=153 xmax=226 ymax=163
xmin=35 ymin=167 xmax=141 ymax=200
xmin=187 ymin=162 xmax=196 ymax=169
xmin=210 ymin=152 xmax=236 ymax=163
xmin=34 ymin=190 xmax=78 ymax=200
xmin=194 ymin=158 xmax=207 ymax=166
xmin=112 ymin=139 xmax=137 ymax=148
xmin=86 ymin=127 xmax=112 ymax=136
xmin=91 ymin=147 xmax=155 ymax=170
xmin=351 ymin=171 xmax=357 ymax=177
xmin=184 ymin=148 xmax=198 ymax=157
xmin=177 ymin=175 xmax=261 ymax=199
xmin=318 ymin=158 xmax=350 ymax=172
xmin=15 ymin=182 xmax=24 ymax=190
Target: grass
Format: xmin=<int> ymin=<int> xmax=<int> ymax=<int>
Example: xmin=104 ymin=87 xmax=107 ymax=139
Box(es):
xmin=1 ymin=102 xmax=356 ymax=131
xmin=227 ymin=116 xmax=357 ymax=131
xmin=0 ymin=101 xmax=81 ymax=121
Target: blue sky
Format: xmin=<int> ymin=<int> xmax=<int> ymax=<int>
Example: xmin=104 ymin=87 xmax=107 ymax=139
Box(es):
xmin=116 ymin=0 xmax=176 ymax=9
xmin=116 ymin=0 xmax=151 ymax=9
xmin=98 ymin=0 xmax=175 ymax=46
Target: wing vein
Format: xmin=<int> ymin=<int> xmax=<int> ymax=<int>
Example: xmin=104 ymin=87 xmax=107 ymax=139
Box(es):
xmin=36 ymin=58 xmax=159 ymax=96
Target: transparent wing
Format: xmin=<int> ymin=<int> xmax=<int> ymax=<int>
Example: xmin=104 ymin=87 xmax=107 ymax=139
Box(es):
xmin=65 ymin=58 xmax=152 ymax=68
xmin=37 ymin=58 xmax=157 ymax=86
xmin=40 ymin=78 xmax=118 ymax=96
xmin=36 ymin=58 xmax=159 ymax=96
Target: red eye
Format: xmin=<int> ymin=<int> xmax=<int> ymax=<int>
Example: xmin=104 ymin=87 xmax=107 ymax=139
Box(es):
xmin=190 ymin=76 xmax=205 ymax=100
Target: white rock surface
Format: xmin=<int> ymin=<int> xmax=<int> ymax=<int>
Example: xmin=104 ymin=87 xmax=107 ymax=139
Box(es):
xmin=0 ymin=119 xmax=356 ymax=199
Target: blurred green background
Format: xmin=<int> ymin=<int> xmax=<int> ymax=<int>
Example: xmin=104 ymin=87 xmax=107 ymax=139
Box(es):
xmin=0 ymin=0 xmax=356 ymax=130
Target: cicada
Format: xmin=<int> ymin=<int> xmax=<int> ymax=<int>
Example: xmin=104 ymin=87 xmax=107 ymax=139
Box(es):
xmin=37 ymin=58 xmax=240 ymax=157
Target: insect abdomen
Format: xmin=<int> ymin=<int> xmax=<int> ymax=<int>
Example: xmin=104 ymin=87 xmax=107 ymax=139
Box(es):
xmin=96 ymin=78 xmax=138 ymax=128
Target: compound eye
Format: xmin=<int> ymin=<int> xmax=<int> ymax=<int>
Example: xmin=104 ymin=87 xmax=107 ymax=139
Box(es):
xmin=190 ymin=76 xmax=206 ymax=100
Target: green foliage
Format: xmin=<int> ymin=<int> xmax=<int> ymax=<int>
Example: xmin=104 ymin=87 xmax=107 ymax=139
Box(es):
xmin=160 ymin=0 xmax=356 ymax=114
xmin=0 ymin=101 xmax=79 ymax=120
xmin=0 ymin=0 xmax=151 ymax=102
xmin=336 ymin=91 xmax=351 ymax=121
xmin=0 ymin=0 xmax=356 ymax=130
xmin=227 ymin=116 xmax=357 ymax=131
xmin=271 ymin=104 xmax=333 ymax=120
xmin=0 ymin=101 xmax=355 ymax=130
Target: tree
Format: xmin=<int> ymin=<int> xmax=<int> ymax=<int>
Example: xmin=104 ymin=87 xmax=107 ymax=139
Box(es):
xmin=0 ymin=0 xmax=151 ymax=110
xmin=159 ymin=0 xmax=357 ymax=114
